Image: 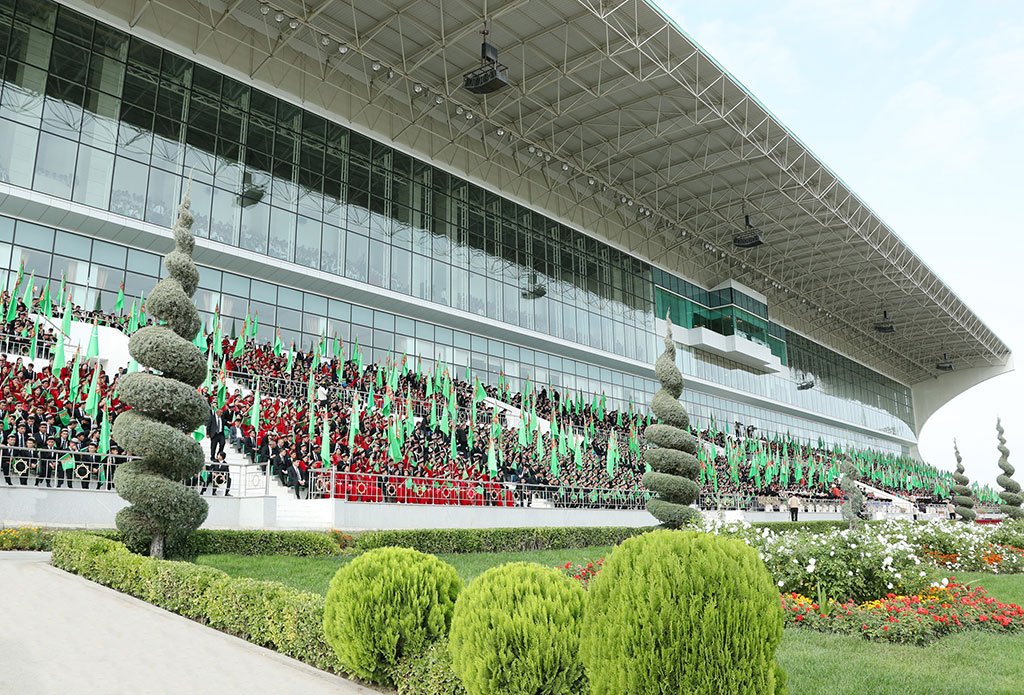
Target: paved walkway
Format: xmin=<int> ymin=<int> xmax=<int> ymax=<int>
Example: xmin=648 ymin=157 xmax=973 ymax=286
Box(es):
xmin=0 ymin=552 xmax=378 ymax=695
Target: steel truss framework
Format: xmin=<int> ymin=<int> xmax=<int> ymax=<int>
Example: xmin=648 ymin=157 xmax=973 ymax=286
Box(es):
xmin=69 ymin=0 xmax=1009 ymax=386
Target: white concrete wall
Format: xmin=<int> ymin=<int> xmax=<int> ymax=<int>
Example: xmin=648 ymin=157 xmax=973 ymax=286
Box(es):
xmin=333 ymin=500 xmax=659 ymax=531
xmin=0 ymin=488 xmax=276 ymax=529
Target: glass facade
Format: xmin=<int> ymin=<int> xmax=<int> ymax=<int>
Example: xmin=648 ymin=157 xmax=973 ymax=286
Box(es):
xmin=0 ymin=0 xmax=654 ymax=367
xmin=0 ymin=0 xmax=916 ymax=451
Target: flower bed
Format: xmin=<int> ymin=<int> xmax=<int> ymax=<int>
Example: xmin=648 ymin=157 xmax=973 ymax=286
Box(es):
xmin=560 ymin=558 xmax=605 ymax=587
xmin=780 ymin=581 xmax=1024 ymax=645
xmin=0 ymin=525 xmax=57 ymax=551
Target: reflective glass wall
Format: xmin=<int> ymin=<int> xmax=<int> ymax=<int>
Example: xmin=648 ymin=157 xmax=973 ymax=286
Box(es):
xmin=0 ymin=0 xmax=654 ymax=367
xmin=0 ymin=213 xmax=658 ymax=413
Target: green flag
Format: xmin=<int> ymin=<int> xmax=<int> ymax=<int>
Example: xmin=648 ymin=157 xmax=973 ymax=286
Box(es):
xmin=285 ymin=343 xmax=295 ymax=375
xmin=68 ymin=350 xmax=82 ymax=402
xmin=114 ymin=282 xmax=124 ymax=313
xmin=41 ymin=281 xmax=51 ymax=319
xmin=51 ymin=333 xmax=66 ymax=371
xmin=83 ymin=367 xmax=100 ymax=418
xmin=487 ymin=439 xmax=498 ymax=475
xmin=21 ymin=271 xmax=34 ymax=306
xmin=98 ymin=406 xmax=111 ymax=455
xmin=273 ymin=330 xmax=283 ymax=357
xmin=232 ymin=332 xmax=245 ymax=358
xmin=29 ymin=329 xmax=37 ymax=361
xmin=347 ymin=395 xmax=360 ymax=449
xmin=85 ymin=320 xmax=99 ymax=360
xmin=249 ymin=380 xmax=261 ymax=429
xmin=61 ymin=295 xmax=72 ymax=336
xmin=320 ymin=411 xmax=330 ymax=465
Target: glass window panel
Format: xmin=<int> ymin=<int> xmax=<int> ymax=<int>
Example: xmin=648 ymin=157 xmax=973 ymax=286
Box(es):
xmin=304 ymin=292 xmax=327 ymax=315
xmin=277 ymin=285 xmax=301 ymax=310
xmin=367 ymin=238 xmax=389 ymax=288
xmin=295 ymin=216 xmax=319 ymax=268
xmin=431 ymin=259 xmax=449 ymax=306
xmin=126 ymin=248 xmax=160 ymax=277
xmin=40 ymin=94 xmax=82 ymax=139
xmin=72 ymin=144 xmax=114 ymax=209
xmin=411 ymin=253 xmax=429 ymax=300
xmin=209 ymin=186 xmax=239 ymax=245
xmin=32 ymin=131 xmax=75 ymax=199
xmin=109 ymin=156 xmax=148 ymax=219
xmin=0 ymin=118 xmax=38 ymax=187
xmin=390 ymin=246 xmax=410 ymax=296
xmin=145 ymin=166 xmax=178 ymax=227
xmin=15 ymin=220 xmax=53 ymax=251
xmin=80 ymin=89 xmax=119 ymax=150
xmin=1 ymin=62 xmax=47 ymax=126
xmin=319 ymin=223 xmax=343 ymax=275
xmin=239 ymin=200 xmax=269 ymax=254
xmin=352 ymin=305 xmax=372 ymax=328
xmin=91 ymin=239 xmax=127 ymax=269
xmin=250 ymin=279 xmax=275 ymax=304
xmin=344 ymin=232 xmax=367 ymax=282
xmin=268 ymin=206 xmax=295 ymax=262
xmin=321 ymin=301 xmax=348 ymax=326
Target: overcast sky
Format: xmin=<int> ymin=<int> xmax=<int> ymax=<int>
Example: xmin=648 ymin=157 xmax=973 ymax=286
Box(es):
xmin=657 ymin=0 xmax=1024 ymax=490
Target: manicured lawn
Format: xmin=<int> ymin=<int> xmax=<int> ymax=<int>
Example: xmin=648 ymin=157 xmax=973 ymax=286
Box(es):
xmin=195 ymin=545 xmax=612 ymax=594
xmin=196 ymin=550 xmax=1024 ymax=695
xmin=777 ymin=629 xmax=1024 ymax=695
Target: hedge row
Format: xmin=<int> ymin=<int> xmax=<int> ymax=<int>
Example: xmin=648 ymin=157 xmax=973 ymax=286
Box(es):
xmin=353 ymin=526 xmax=648 ymax=554
xmin=4 ymin=527 xmax=346 ymax=557
xmin=51 ymin=531 xmax=342 ymax=673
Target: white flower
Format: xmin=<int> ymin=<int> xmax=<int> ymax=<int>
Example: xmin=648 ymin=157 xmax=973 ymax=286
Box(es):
xmin=777 ymin=580 xmax=784 ymax=587
xmin=887 ymin=583 xmax=894 ymax=589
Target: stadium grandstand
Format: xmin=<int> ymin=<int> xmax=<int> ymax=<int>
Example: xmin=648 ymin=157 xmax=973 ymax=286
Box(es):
xmin=0 ymin=0 xmax=1012 ymax=529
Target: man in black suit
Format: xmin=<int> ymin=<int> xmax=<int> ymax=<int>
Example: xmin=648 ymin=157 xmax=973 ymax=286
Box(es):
xmin=206 ymin=407 xmax=227 ymax=461
xmin=285 ymin=459 xmax=307 ymax=499
xmin=273 ymin=445 xmax=292 ymax=486
xmin=2 ymin=433 xmax=18 ymax=485
xmin=209 ymin=450 xmax=232 ymax=496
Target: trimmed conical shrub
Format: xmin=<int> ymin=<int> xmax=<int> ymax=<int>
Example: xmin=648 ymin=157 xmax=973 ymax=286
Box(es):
xmin=951 ymin=440 xmax=976 ymax=522
xmin=840 ymin=460 xmax=864 ymax=529
xmin=996 ymin=419 xmax=1023 ymax=520
xmin=580 ymin=530 xmax=786 ymax=695
xmin=113 ymin=189 xmax=208 ymax=558
xmin=642 ymin=314 xmax=700 ymax=527
xmin=449 ymin=562 xmax=586 ymax=695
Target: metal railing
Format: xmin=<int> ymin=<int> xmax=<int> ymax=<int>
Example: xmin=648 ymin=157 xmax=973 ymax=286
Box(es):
xmin=0 ymin=333 xmax=56 ymax=362
xmin=0 ymin=446 xmax=133 ymax=489
xmin=298 ymin=469 xmax=651 ymax=510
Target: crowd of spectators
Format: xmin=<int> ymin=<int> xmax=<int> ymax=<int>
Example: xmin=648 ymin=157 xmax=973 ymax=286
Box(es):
xmin=1 ymin=297 xmax=965 ymax=508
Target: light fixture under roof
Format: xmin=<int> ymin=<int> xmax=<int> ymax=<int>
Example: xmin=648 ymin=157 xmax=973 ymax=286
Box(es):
xmin=338 ymin=44 xmax=348 ymax=54
xmin=733 ymin=214 xmax=765 ymax=248
xmin=874 ymin=310 xmax=895 ymax=334
xmin=288 ymin=18 xmax=298 ymax=29
xmin=936 ymin=353 xmax=954 ymax=372
xmin=463 ymin=25 xmax=510 ymax=94
xmin=260 ymin=4 xmax=270 ymax=15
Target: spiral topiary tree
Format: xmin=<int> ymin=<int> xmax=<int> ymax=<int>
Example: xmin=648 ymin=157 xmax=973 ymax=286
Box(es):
xmin=112 ymin=188 xmax=209 ymax=558
xmin=996 ymin=418 xmax=1023 ymax=520
xmin=951 ymin=440 xmax=975 ymax=523
xmin=839 ymin=460 xmax=864 ymax=529
xmin=642 ymin=313 xmax=700 ymax=527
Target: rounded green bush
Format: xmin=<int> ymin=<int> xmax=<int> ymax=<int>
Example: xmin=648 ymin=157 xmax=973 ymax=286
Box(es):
xmin=449 ymin=562 xmax=586 ymax=695
xmin=322 ymin=547 xmax=462 ymax=685
xmin=580 ymin=529 xmax=786 ymax=695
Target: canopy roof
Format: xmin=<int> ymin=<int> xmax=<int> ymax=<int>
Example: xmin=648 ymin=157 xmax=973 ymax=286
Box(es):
xmin=85 ymin=0 xmax=1010 ymax=385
